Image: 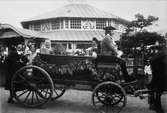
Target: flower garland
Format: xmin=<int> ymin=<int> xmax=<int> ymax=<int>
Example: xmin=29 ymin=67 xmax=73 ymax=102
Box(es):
xmin=33 ymin=55 xmax=122 ymax=82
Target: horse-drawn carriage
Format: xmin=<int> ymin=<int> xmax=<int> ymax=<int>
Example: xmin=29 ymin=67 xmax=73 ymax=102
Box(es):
xmin=10 ymin=53 xmax=148 ymax=113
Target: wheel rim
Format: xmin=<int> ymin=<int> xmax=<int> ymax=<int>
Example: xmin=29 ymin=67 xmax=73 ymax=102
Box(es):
xmin=11 ymin=65 xmax=54 ymax=108
xmin=51 ymin=84 xmax=66 ymax=100
xmin=92 ymin=82 xmax=126 ymax=113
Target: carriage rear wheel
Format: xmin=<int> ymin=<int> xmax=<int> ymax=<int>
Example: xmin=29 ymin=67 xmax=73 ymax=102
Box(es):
xmin=51 ymin=84 xmax=66 ymax=100
xmin=11 ymin=65 xmax=54 ymax=108
xmin=92 ymin=81 xmax=126 ymax=113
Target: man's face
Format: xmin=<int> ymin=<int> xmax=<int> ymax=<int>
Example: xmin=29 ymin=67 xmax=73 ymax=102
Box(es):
xmin=105 ymin=34 xmax=111 ymax=39
xmin=30 ymin=45 xmax=36 ymax=52
xmin=110 ymin=31 xmax=114 ymax=36
xmin=45 ymin=42 xmax=51 ymax=49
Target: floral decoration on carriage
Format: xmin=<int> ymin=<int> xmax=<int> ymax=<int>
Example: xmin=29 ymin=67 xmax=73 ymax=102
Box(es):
xmin=32 ymin=54 xmax=122 ymax=82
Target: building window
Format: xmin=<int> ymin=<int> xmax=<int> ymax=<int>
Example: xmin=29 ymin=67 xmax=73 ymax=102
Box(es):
xmin=70 ymin=19 xmax=81 ymax=29
xmin=68 ymin=43 xmax=72 ymax=49
xmin=52 ymin=20 xmax=60 ymax=30
xmin=62 ymin=44 xmax=67 ymax=49
xmin=41 ymin=23 xmax=51 ymax=31
xmin=76 ymin=44 xmax=92 ymax=49
xmin=65 ymin=19 xmax=69 ymax=29
xmin=60 ymin=20 xmax=63 ymax=29
xmin=108 ymin=20 xmax=115 ymax=27
xmin=29 ymin=24 xmax=33 ymax=30
xmin=96 ymin=19 xmax=106 ymax=29
xmin=33 ymin=23 xmax=41 ymax=31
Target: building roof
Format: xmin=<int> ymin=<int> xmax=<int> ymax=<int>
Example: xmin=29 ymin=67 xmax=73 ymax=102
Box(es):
xmin=0 ymin=24 xmax=105 ymax=41
xmin=22 ymin=4 xmax=121 ymax=22
xmin=0 ymin=24 xmax=45 ymax=39
xmin=0 ymin=24 xmax=121 ymax=42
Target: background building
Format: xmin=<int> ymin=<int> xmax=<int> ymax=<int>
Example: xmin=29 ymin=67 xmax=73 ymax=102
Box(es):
xmin=21 ymin=3 xmax=129 ymax=50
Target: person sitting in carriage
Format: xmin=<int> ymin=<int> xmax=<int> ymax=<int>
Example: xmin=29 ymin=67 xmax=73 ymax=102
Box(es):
xmin=4 ymin=43 xmax=29 ymax=103
xmin=86 ymin=37 xmax=101 ymax=57
xmin=40 ymin=39 xmax=53 ymax=54
xmin=100 ymin=26 xmax=136 ymax=83
xmin=26 ymin=43 xmax=40 ymax=64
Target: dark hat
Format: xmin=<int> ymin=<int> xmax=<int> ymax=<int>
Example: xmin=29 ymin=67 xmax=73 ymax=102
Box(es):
xmin=103 ymin=26 xmax=116 ymax=35
xmin=103 ymin=26 xmax=116 ymax=30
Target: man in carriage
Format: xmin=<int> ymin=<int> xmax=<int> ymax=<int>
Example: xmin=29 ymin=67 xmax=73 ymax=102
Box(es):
xmin=99 ymin=26 xmax=136 ymax=83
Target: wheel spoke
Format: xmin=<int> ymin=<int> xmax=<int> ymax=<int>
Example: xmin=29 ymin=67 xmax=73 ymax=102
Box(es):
xmin=31 ymin=91 xmax=34 ymax=104
xmin=17 ymin=89 xmax=29 ymax=98
xmin=98 ymin=92 xmax=106 ymax=98
xmin=23 ymin=90 xmax=31 ymax=103
xmin=98 ymin=95 xmax=105 ymax=99
xmin=36 ymin=89 xmax=48 ymax=99
xmin=45 ymin=89 xmax=49 ymax=97
xmin=40 ymin=89 xmax=51 ymax=95
xmin=13 ymin=80 xmax=24 ymax=84
xmin=54 ymin=89 xmax=59 ymax=96
xmin=35 ymin=91 xmax=40 ymax=103
xmin=17 ymin=73 xmax=26 ymax=81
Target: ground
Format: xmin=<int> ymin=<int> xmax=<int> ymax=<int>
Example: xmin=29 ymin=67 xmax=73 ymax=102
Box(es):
xmin=0 ymin=87 xmax=167 ymax=113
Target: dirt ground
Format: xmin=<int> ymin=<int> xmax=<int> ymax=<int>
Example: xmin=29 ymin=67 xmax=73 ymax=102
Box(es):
xmin=0 ymin=87 xmax=167 ymax=113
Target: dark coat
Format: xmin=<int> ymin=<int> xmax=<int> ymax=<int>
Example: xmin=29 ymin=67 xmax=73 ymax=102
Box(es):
xmin=149 ymin=48 xmax=167 ymax=91
xmin=4 ymin=51 xmax=28 ymax=90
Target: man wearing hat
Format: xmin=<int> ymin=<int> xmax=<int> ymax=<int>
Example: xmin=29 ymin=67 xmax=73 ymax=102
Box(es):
xmin=100 ymin=26 xmax=136 ymax=83
xmin=101 ymin=26 xmax=118 ymax=55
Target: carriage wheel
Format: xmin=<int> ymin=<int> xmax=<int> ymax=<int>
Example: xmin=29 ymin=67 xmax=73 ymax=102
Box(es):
xmin=92 ymin=81 xmax=126 ymax=113
xmin=11 ymin=65 xmax=54 ymax=108
xmin=51 ymin=84 xmax=66 ymax=100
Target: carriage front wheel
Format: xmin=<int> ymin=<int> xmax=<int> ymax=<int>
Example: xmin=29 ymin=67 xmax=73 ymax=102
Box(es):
xmin=11 ymin=65 xmax=54 ymax=108
xmin=92 ymin=81 xmax=126 ymax=113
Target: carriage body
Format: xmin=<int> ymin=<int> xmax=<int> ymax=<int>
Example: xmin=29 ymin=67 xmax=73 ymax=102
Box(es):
xmin=11 ymin=54 xmax=127 ymax=112
xmin=10 ymin=50 xmax=167 ymax=113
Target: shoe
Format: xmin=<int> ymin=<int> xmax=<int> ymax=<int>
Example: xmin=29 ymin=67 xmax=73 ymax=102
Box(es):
xmin=7 ymin=97 xmax=15 ymax=103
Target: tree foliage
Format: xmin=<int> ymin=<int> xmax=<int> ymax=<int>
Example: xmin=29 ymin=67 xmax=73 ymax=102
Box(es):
xmin=119 ymin=14 xmax=165 ymax=59
xmin=125 ymin=13 xmax=159 ymax=34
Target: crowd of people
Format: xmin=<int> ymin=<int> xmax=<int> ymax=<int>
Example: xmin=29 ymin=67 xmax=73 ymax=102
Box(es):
xmin=0 ymin=39 xmax=67 ymax=65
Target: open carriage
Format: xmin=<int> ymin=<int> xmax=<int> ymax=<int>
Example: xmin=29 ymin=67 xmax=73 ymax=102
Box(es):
xmin=11 ymin=53 xmax=143 ymax=113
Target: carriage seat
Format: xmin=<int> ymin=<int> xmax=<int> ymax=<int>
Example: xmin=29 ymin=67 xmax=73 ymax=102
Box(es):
xmin=95 ymin=54 xmax=121 ymax=71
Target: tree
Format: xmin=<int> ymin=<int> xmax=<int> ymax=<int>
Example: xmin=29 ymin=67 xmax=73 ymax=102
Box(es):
xmin=120 ymin=13 xmax=162 ymax=55
xmin=125 ymin=13 xmax=159 ymax=34
xmin=118 ymin=14 xmax=165 ymax=75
